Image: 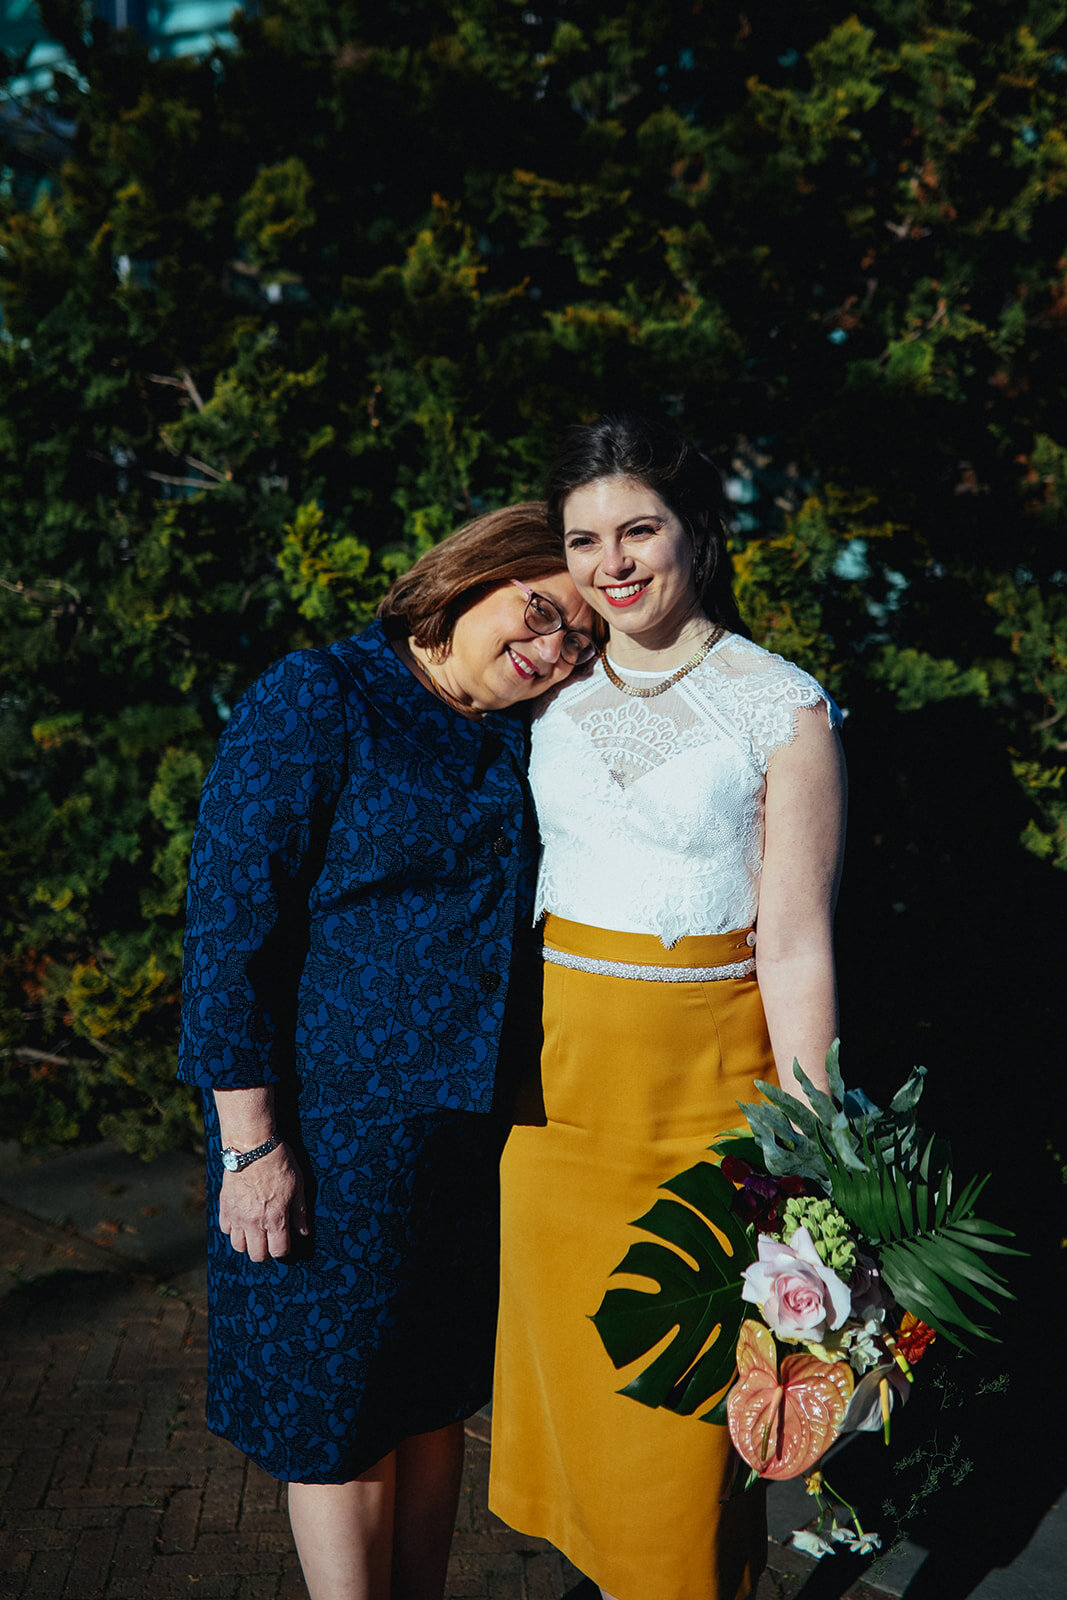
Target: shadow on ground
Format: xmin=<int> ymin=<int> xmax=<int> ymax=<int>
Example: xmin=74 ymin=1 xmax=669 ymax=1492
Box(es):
xmin=812 ymin=694 xmax=1066 ymax=1599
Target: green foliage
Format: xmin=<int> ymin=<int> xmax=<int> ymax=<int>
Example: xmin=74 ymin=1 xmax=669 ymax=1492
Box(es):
xmin=988 ymin=572 xmax=1067 ymax=865
xmin=591 ymin=1161 xmax=756 ymax=1416
xmin=1 ymin=0 xmax=1064 ymax=1151
xmin=235 ymin=157 xmax=316 ymax=277
xmin=828 ymin=1137 xmax=1018 ymax=1348
xmin=277 ymin=500 xmax=378 ymax=628
xmin=595 ymin=1047 xmax=1021 ymax=1430
xmin=717 ymin=1047 xmax=1021 ymax=1349
xmin=715 ymin=1042 xmax=928 ymax=1183
xmin=866 ymin=648 xmax=989 ymax=713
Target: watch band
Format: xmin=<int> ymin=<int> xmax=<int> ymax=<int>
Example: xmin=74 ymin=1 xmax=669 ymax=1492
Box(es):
xmin=220 ymin=1133 xmax=281 ymax=1172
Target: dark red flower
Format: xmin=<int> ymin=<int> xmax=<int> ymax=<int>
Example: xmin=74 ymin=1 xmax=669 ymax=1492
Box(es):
xmin=722 ymin=1159 xmax=813 ymax=1233
xmin=895 ymin=1313 xmax=937 ymax=1365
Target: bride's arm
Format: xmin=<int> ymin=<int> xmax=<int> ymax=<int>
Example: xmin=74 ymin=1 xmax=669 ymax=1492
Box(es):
xmin=754 ymin=705 xmax=847 ymax=1102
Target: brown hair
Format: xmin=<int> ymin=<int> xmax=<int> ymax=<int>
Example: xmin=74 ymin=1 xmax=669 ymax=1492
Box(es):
xmin=545 ymin=413 xmax=748 ymax=637
xmin=377 ymin=501 xmax=572 ymax=656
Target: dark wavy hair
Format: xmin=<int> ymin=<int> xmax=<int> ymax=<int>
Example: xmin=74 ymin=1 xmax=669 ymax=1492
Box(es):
xmin=544 ymin=413 xmax=747 ymax=636
xmin=377 ymin=502 xmax=571 ymax=657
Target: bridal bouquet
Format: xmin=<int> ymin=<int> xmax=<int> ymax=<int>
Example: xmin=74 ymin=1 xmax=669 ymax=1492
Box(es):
xmin=592 ymin=1045 xmax=1018 ymax=1555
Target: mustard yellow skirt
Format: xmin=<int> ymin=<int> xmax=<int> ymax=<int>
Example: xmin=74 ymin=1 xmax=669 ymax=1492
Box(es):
xmin=489 ymin=917 xmax=778 ymax=1600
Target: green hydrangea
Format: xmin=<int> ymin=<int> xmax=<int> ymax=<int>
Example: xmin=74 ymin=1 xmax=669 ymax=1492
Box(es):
xmin=781 ymin=1196 xmax=856 ymax=1277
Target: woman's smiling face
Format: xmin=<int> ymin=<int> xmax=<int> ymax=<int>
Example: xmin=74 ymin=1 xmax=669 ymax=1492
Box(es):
xmin=442 ymin=571 xmax=594 ymax=711
xmin=561 ymin=476 xmax=701 ymax=652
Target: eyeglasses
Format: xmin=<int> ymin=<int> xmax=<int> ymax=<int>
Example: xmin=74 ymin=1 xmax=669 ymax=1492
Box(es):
xmin=511 ymin=581 xmax=598 ymax=665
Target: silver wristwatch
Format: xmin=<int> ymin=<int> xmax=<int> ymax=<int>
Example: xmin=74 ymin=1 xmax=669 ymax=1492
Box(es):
xmin=220 ymin=1133 xmax=281 ymax=1172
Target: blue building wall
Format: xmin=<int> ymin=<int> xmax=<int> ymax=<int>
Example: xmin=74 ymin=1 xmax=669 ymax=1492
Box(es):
xmin=1 ymin=1 xmax=245 ymax=95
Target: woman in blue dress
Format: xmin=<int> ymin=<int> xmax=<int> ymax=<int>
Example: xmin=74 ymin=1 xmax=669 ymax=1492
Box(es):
xmin=178 ymin=503 xmax=595 ymax=1600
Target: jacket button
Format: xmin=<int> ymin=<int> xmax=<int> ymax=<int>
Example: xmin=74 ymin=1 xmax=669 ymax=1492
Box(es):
xmin=492 ymin=833 xmax=511 ymax=856
xmin=480 ymin=971 xmax=501 ymax=994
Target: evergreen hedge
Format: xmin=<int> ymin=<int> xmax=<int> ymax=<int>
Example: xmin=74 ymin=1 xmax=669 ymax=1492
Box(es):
xmin=1 ymin=0 xmax=1064 ymax=1155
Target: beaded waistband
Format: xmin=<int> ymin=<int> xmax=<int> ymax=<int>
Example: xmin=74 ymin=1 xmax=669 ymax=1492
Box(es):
xmin=542 ymin=947 xmax=756 ymax=983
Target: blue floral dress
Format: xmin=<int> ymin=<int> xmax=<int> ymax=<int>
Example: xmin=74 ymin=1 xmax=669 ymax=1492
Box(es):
xmin=179 ymin=622 xmax=540 ymax=1482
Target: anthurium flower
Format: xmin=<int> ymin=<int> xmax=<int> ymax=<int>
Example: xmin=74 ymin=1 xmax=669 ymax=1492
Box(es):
xmin=741 ymin=1225 xmax=852 ymax=1342
xmin=727 ymin=1320 xmax=854 ymax=1479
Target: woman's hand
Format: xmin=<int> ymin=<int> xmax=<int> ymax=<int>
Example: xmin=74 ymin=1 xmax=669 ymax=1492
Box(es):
xmin=219 ymin=1140 xmax=309 ymax=1261
xmin=213 ymin=1085 xmax=309 ymax=1261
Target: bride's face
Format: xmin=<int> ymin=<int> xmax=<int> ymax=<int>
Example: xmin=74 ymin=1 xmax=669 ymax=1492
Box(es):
xmin=560 ymin=475 xmax=700 ymax=649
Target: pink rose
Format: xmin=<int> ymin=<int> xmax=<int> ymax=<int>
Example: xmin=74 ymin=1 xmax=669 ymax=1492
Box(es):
xmin=741 ymin=1226 xmax=852 ymax=1343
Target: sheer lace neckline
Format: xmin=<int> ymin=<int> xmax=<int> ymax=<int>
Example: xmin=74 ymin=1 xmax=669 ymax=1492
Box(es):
xmin=530 ymin=635 xmax=841 ymax=946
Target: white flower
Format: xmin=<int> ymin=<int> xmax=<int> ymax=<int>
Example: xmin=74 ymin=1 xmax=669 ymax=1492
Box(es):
xmin=791 ymin=1528 xmax=837 ymax=1559
xmin=848 ymin=1315 xmax=888 ymax=1373
xmin=835 ymin=1529 xmax=883 ymax=1554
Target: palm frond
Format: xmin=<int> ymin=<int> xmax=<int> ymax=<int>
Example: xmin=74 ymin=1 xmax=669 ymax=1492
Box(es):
xmin=947 ymin=1216 xmax=1019 ymax=1251
xmin=816 ymin=1122 xmax=1020 ymax=1349
xmin=879 ymin=1237 xmax=1012 ymax=1346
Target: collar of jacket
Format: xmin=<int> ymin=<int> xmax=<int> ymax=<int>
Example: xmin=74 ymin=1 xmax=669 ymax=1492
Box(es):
xmin=329 ymin=620 xmax=529 ymax=789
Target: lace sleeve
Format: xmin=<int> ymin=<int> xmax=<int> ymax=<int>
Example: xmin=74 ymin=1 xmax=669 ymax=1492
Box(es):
xmin=712 ymin=638 xmax=842 ymax=773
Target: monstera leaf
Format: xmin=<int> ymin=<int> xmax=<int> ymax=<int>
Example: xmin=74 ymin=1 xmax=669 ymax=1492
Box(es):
xmin=727 ymin=1320 xmax=854 ymax=1479
xmin=592 ymin=1160 xmax=755 ymax=1416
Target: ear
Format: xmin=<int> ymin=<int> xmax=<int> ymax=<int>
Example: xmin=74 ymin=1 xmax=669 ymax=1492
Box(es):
xmin=685 ymin=509 xmax=709 ymax=555
xmin=688 ymin=510 xmax=719 ymax=590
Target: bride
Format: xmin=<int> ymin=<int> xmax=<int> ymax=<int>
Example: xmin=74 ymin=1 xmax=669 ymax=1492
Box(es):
xmin=489 ymin=413 xmax=846 ymax=1600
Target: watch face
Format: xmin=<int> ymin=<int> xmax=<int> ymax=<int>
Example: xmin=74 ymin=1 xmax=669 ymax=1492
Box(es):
xmin=221 ymin=1148 xmax=241 ymax=1172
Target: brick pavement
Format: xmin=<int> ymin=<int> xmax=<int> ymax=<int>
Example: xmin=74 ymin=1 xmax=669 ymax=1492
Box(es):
xmin=0 ymin=1198 xmax=885 ymax=1600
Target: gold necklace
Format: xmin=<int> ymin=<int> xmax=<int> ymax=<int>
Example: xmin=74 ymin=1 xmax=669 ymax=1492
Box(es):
xmin=405 ymin=641 xmax=485 ymax=719
xmin=601 ymin=626 xmax=725 ymax=699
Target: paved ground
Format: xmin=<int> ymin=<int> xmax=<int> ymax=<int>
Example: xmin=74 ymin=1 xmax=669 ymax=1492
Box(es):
xmin=0 ymin=1139 xmax=1058 ymax=1599
xmin=0 ymin=1195 xmax=846 ymax=1600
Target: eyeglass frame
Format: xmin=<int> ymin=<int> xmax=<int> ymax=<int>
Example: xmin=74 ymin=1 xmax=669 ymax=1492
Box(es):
xmin=510 ymin=580 xmax=598 ymax=665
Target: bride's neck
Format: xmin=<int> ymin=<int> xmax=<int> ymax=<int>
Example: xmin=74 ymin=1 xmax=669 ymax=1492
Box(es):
xmin=606 ymin=608 xmax=713 ymax=671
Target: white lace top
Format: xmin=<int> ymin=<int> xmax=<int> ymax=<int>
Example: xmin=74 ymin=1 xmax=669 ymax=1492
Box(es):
xmin=530 ymin=633 xmax=842 ymax=948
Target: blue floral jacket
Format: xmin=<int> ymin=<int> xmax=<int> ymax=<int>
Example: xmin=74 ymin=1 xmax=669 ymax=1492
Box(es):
xmin=178 ymin=621 xmax=540 ymax=1115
